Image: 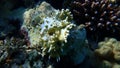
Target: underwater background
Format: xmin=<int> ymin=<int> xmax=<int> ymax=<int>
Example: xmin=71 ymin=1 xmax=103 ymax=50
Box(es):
xmin=0 ymin=0 xmax=120 ymax=68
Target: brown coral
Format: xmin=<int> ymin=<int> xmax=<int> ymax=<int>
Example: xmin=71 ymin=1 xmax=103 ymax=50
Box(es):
xmin=66 ymin=0 xmax=120 ymax=41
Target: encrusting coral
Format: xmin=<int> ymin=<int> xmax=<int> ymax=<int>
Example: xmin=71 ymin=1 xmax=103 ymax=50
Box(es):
xmin=21 ymin=1 xmax=88 ymax=65
xmin=64 ymin=0 xmax=120 ymax=42
xmin=94 ymin=38 xmax=120 ymax=68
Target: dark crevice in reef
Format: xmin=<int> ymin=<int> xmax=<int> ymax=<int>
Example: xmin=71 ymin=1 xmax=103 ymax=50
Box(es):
xmin=45 ymin=0 xmax=64 ymax=9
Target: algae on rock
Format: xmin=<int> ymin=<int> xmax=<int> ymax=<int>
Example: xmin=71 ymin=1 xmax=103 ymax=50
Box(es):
xmin=22 ymin=1 xmax=89 ymax=65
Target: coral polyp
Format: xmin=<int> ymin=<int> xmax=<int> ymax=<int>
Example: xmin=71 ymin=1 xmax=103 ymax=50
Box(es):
xmin=67 ymin=0 xmax=120 ymax=41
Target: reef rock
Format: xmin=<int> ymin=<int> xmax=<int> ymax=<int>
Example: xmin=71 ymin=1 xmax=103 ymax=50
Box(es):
xmin=22 ymin=1 xmax=89 ymax=65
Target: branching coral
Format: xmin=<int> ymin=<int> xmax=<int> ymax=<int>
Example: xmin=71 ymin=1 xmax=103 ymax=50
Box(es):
xmin=65 ymin=0 xmax=120 ymax=41
xmin=22 ymin=1 xmax=88 ymax=64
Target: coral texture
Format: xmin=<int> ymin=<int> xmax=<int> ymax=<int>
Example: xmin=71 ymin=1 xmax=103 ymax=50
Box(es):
xmin=0 ymin=36 xmax=44 ymax=68
xmin=94 ymin=38 xmax=120 ymax=68
xmin=22 ymin=1 xmax=88 ymax=65
xmin=65 ymin=0 xmax=120 ymax=41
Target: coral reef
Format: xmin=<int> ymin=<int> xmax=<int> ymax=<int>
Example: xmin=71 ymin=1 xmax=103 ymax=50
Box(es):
xmin=3 ymin=0 xmax=120 ymax=68
xmin=22 ymin=1 xmax=89 ymax=65
xmin=0 ymin=36 xmax=44 ymax=68
xmin=0 ymin=36 xmax=25 ymax=66
xmin=64 ymin=0 xmax=120 ymax=42
xmin=94 ymin=38 xmax=120 ymax=68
